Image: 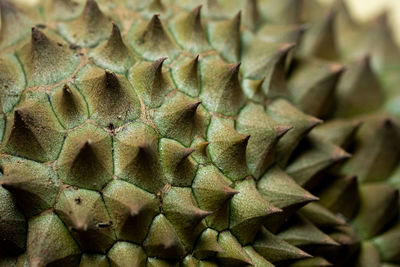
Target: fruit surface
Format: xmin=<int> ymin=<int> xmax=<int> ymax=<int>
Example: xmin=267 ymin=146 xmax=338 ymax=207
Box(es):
xmin=0 ymin=0 xmax=399 ymax=266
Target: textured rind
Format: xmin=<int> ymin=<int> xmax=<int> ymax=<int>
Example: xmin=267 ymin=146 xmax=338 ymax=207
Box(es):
xmin=0 ymin=0 xmax=399 ymax=266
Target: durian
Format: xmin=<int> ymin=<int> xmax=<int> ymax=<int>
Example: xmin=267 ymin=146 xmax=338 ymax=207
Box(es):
xmin=0 ymin=0 xmax=399 ymax=266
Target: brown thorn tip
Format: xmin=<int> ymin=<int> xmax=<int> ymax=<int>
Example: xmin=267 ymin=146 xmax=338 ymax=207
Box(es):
xmin=280 ymin=43 xmax=296 ymax=53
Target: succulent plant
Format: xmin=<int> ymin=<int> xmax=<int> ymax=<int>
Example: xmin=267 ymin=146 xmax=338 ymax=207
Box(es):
xmin=0 ymin=0 xmax=399 ymax=266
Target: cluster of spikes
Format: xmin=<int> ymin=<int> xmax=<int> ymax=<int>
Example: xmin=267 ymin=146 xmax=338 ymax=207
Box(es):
xmin=0 ymin=0 xmax=399 ymax=266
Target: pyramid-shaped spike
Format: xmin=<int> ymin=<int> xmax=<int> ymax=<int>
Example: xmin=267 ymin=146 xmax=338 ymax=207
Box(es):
xmin=355 ymin=242 xmax=381 ymax=267
xmin=207 ymin=117 xmax=249 ymax=180
xmin=353 ymin=184 xmax=399 ymax=239
xmin=171 ymin=55 xmax=200 ymax=97
xmin=79 ymin=254 xmax=110 ymax=267
xmin=237 ymin=103 xmax=292 ymax=178
xmin=312 ymin=119 xmax=362 ymax=148
xmin=230 ymin=178 xmax=282 ymax=244
xmin=55 ymin=188 xmax=115 ymax=253
xmin=363 ymin=12 xmax=400 ymax=71
xmin=44 ymin=0 xmax=83 ymax=21
xmin=143 ymin=214 xmax=186 ymax=259
xmin=155 ymin=92 xmax=208 ymax=146
xmin=50 ymin=84 xmax=89 ymax=129
xmin=278 ymin=214 xmax=340 ymax=247
xmin=16 ymin=27 xmax=79 ymax=86
xmin=103 ymin=180 xmax=159 ymax=243
xmin=0 ymin=157 xmax=59 ymax=218
xmin=27 ymin=213 xmax=81 ymax=266
xmin=326 ymin=224 xmax=360 ymax=265
xmin=259 ymin=0 xmax=302 ymax=25
xmin=192 ymin=165 xmax=238 ymax=212
xmin=128 ymin=14 xmax=180 ymax=60
xmin=58 ymin=0 xmax=111 ymax=47
xmin=253 ymin=227 xmax=311 ymax=263
xmin=169 ymin=5 xmax=210 ymax=53
xmin=289 ymin=60 xmax=345 ymax=118
xmin=0 ymin=186 xmax=27 ymax=254
xmin=258 ymin=166 xmax=318 ymax=210
xmin=207 ymin=12 xmax=241 ymax=62
xmin=217 ymin=231 xmax=253 ymax=265
xmin=147 ymin=0 xmax=165 ymax=13
xmin=114 ymin=122 xmax=166 ymax=193
xmin=242 ymin=77 xmax=267 ymax=103
xmin=108 ymin=242 xmax=147 ymax=267
xmin=163 ymin=187 xmax=211 ymax=248
xmin=299 ymin=11 xmax=338 ymax=60
xmin=334 ymin=0 xmax=357 ymax=27
xmin=373 ymin=221 xmax=400 ymax=262
xmin=75 ymin=65 xmax=140 ymax=127
xmin=257 ymin=24 xmax=307 ymax=44
xmin=159 ymin=138 xmax=198 ymax=186
xmin=243 ymin=246 xmax=274 ymax=266
xmin=335 ymin=55 xmax=384 ymax=117
xmin=128 ymin=58 xmax=174 ymax=108
xmin=57 ymin=123 xmax=112 ymax=191
xmin=90 ymin=23 xmax=136 ymax=73
xmin=286 ymin=135 xmax=351 ymax=188
xmin=341 ymin=116 xmax=400 ymax=182
xmin=190 ymin=137 xmax=210 ymax=164
xmin=299 ymin=202 xmax=346 ymax=228
xmin=242 ymin=0 xmax=261 ymax=31
xmin=0 ymin=0 xmax=37 ymax=48
xmin=317 ymin=174 xmax=359 ymax=219
xmin=194 ymin=228 xmax=224 ymax=259
xmin=200 ymin=58 xmax=245 ymax=116
xmin=242 ymin=40 xmax=295 ymax=99
xmin=266 ymin=98 xmax=322 ymax=166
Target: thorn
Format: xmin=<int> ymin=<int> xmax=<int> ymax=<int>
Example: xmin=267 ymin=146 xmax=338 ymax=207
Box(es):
xmin=185 ymin=101 xmax=202 ymax=113
xmin=31 ymin=27 xmax=47 ymax=44
xmin=154 ymin=57 xmax=167 ymax=71
xmin=275 ymin=125 xmax=293 ymax=138
xmin=329 ymin=63 xmax=345 ymax=74
xmin=280 ymin=43 xmax=296 ymax=53
xmin=182 ymin=148 xmax=196 ymax=158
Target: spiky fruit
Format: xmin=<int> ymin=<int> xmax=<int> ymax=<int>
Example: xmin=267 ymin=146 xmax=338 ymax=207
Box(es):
xmin=0 ymin=0 xmax=399 ymax=266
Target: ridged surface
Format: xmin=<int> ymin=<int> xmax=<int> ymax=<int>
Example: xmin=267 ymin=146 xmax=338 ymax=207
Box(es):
xmin=0 ymin=0 xmax=399 ymax=266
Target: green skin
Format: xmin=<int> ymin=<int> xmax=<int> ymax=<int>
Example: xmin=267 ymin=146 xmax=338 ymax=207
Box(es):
xmin=0 ymin=0 xmax=399 ymax=266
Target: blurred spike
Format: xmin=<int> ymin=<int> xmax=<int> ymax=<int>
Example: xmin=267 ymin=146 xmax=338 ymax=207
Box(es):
xmin=300 ymin=11 xmax=338 ymax=60
xmin=169 ymin=5 xmax=210 ymax=53
xmin=208 ymin=12 xmax=241 ymax=62
xmin=353 ymin=184 xmax=399 ymax=239
xmin=58 ymin=0 xmax=111 ymax=47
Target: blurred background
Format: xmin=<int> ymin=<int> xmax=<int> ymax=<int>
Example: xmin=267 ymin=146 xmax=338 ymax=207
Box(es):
xmin=321 ymin=0 xmax=400 ymax=44
xmin=15 ymin=0 xmax=400 ymax=45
